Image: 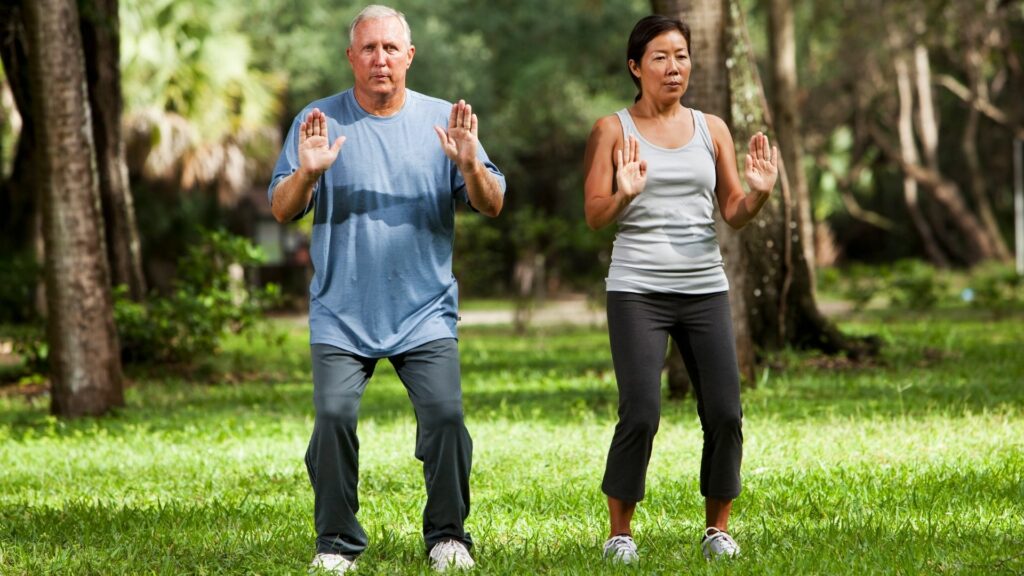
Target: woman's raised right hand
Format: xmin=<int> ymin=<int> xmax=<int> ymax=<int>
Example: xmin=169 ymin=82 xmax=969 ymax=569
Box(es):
xmin=614 ymin=135 xmax=647 ymax=201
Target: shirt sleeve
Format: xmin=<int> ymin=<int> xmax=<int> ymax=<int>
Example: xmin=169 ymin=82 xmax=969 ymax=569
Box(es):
xmin=268 ymin=111 xmax=321 ymax=221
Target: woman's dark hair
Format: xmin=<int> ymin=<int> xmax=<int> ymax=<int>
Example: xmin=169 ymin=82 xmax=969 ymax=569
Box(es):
xmin=627 ymin=15 xmax=692 ymax=101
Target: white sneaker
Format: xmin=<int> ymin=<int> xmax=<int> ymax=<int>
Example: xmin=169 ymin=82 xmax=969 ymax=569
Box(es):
xmin=701 ymin=527 xmax=739 ymax=560
xmin=602 ymin=534 xmax=639 ymax=564
xmin=428 ymin=539 xmax=475 ymax=572
xmin=309 ymin=552 xmax=357 ymax=574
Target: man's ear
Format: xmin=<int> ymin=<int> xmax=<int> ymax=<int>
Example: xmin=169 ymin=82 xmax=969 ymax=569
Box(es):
xmin=406 ymin=45 xmax=415 ymax=68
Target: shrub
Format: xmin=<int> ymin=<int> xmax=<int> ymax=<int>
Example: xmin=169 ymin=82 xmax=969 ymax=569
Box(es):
xmin=887 ymin=259 xmax=946 ymax=310
xmin=837 ymin=263 xmax=887 ymax=311
xmin=115 ymin=229 xmax=281 ymax=364
xmin=0 ymin=253 xmax=41 ymax=324
xmin=969 ymin=262 xmax=1024 ymax=311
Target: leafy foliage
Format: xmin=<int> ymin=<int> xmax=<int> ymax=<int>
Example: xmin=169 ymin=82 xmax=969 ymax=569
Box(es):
xmin=968 ymin=262 xmax=1024 ymax=311
xmin=120 ymin=0 xmax=280 ymax=142
xmin=0 ymin=252 xmax=39 ymax=324
xmin=115 ymin=229 xmax=281 ymax=364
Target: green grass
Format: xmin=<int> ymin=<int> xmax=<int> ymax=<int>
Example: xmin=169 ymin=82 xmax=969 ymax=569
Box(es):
xmin=1 ymin=310 xmax=1022 ymax=574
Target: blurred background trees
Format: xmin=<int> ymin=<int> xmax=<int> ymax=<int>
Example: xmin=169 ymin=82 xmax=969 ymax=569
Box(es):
xmin=1 ymin=0 xmax=1023 ymax=414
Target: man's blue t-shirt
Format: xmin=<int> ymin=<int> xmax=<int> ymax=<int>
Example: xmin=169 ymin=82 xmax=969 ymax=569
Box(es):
xmin=268 ymin=89 xmax=506 ymax=358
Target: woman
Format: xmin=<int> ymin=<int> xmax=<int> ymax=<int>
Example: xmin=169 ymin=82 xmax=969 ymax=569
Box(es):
xmin=582 ymin=14 xmax=778 ymax=564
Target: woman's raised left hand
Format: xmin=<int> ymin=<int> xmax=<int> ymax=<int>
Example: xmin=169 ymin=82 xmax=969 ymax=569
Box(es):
xmin=744 ymin=132 xmax=778 ymax=195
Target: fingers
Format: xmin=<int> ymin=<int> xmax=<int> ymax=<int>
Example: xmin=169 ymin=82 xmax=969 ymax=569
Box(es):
xmin=330 ymin=136 xmax=346 ymax=155
xmin=301 ymin=109 xmax=328 ymax=143
xmin=617 ymin=137 xmax=644 ymax=169
xmin=449 ymin=100 xmax=476 ymax=131
xmin=434 ymin=125 xmax=449 ymax=147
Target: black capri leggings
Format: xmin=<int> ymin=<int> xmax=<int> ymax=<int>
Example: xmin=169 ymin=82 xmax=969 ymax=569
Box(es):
xmin=602 ymin=290 xmax=743 ymax=502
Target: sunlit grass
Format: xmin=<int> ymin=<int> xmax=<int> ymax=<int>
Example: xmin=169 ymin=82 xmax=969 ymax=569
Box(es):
xmin=1 ymin=310 xmax=1022 ymax=574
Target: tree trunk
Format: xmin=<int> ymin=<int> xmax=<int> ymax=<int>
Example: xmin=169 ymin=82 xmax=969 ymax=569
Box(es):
xmin=652 ymin=0 xmax=757 ymax=387
xmin=961 ymin=25 xmax=1012 ymax=261
xmin=884 ymin=44 xmax=1002 ymax=266
xmin=768 ymin=0 xmax=816 ymax=284
xmin=24 ymin=0 xmax=124 ymax=417
xmin=79 ymin=0 xmax=146 ymax=299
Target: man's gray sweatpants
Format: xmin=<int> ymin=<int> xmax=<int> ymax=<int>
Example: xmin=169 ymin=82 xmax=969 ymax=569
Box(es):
xmin=305 ymin=338 xmax=472 ymax=557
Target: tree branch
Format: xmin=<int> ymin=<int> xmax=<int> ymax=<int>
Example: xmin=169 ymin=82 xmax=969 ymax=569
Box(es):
xmin=936 ymin=73 xmax=1024 ymax=138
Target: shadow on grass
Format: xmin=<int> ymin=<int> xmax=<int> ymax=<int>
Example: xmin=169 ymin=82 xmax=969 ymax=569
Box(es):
xmin=1 ymin=316 xmax=1022 ymax=439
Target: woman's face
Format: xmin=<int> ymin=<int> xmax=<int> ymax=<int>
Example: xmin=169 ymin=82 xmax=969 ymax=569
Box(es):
xmin=630 ymin=29 xmax=691 ymax=101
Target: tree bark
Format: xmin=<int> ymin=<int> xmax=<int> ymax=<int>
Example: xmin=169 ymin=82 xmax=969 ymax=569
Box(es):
xmin=24 ymin=0 xmax=124 ymax=417
xmin=80 ymin=0 xmax=146 ymax=299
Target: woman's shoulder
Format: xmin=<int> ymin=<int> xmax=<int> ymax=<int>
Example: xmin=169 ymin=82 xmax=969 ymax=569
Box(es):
xmin=589 ymin=112 xmax=626 ymax=141
xmin=593 ymin=111 xmax=626 ymax=130
xmin=695 ymin=110 xmax=729 ymax=134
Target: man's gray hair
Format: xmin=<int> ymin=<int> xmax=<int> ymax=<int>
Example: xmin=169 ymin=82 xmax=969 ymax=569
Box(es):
xmin=349 ymin=5 xmax=412 ymax=47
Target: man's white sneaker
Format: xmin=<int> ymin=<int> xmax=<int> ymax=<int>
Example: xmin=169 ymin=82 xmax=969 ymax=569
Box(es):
xmin=701 ymin=527 xmax=739 ymax=560
xmin=602 ymin=534 xmax=639 ymax=565
xmin=309 ymin=552 xmax=357 ymax=574
xmin=428 ymin=539 xmax=475 ymax=572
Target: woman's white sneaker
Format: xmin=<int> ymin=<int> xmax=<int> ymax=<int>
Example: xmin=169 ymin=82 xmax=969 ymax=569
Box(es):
xmin=701 ymin=527 xmax=739 ymax=560
xmin=603 ymin=534 xmax=639 ymax=564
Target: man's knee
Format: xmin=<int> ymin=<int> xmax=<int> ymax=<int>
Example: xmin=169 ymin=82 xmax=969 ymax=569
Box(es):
xmin=420 ymin=401 xmax=466 ymax=433
xmin=315 ymin=394 xmax=360 ymax=428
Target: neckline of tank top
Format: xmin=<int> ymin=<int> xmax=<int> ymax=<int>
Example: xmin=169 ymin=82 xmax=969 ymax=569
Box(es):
xmin=622 ymin=107 xmax=699 ymax=153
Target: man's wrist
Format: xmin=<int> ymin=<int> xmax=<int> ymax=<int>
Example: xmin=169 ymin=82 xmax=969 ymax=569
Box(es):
xmin=296 ymin=166 xmax=323 ymax=187
xmin=459 ymin=159 xmax=482 ymax=177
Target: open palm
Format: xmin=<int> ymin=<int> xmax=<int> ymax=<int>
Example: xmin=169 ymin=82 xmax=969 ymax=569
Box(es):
xmin=615 ymin=135 xmax=647 ymax=200
xmin=435 ymin=100 xmax=479 ymax=171
xmin=299 ymin=108 xmax=345 ymax=176
xmin=744 ymin=132 xmax=778 ymax=195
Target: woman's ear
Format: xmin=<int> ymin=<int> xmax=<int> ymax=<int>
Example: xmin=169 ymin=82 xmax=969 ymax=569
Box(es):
xmin=628 ymin=59 xmax=641 ymax=79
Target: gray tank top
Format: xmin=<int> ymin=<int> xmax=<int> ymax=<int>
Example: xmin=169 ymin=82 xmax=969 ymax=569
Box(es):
xmin=606 ymin=108 xmax=729 ymax=294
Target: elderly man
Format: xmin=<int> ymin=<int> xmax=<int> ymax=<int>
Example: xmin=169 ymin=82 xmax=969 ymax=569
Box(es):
xmin=268 ymin=5 xmax=505 ymax=573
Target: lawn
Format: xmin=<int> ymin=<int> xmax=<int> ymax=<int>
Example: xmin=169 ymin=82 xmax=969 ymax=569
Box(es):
xmin=1 ymin=309 xmax=1022 ymax=574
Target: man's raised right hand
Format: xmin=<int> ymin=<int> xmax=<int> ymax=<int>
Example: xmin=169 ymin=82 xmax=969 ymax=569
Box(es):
xmin=298 ymin=108 xmax=345 ymax=179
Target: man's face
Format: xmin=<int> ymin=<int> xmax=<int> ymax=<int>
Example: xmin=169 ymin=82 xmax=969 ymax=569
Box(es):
xmin=346 ymin=17 xmax=415 ymax=99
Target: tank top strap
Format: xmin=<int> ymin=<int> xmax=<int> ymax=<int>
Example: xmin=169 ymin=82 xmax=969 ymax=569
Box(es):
xmin=615 ymin=108 xmax=636 ymax=142
xmin=691 ymin=109 xmax=717 ymax=161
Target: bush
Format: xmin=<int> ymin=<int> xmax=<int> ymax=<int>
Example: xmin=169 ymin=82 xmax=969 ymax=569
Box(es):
xmin=837 ymin=263 xmax=887 ymax=311
xmin=115 ymin=229 xmax=281 ymax=364
xmin=887 ymin=259 xmax=946 ymax=310
xmin=0 ymin=253 xmax=41 ymax=324
xmin=969 ymin=262 xmax=1024 ymax=311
